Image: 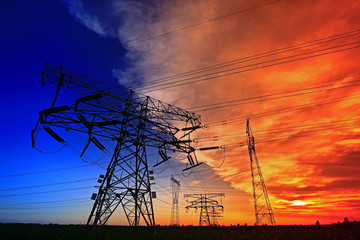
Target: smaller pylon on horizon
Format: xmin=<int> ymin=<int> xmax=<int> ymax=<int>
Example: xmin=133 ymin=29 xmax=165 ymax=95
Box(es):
xmin=246 ymin=118 xmax=276 ymax=226
xmin=170 ymin=175 xmax=180 ymax=226
xmin=184 ymin=193 xmax=225 ymax=226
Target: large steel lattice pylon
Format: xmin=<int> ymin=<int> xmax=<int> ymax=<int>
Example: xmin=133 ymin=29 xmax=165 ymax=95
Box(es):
xmin=246 ymin=119 xmax=275 ymax=226
xmin=87 ymin=102 xmax=153 ymax=227
xmin=31 ymin=63 xmax=202 ymax=229
xmin=184 ymin=193 xmax=225 ymax=226
xmin=170 ymin=176 xmax=180 ymax=226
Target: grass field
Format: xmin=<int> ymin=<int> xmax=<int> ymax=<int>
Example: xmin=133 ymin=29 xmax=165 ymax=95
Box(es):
xmin=0 ymin=223 xmax=359 ymax=240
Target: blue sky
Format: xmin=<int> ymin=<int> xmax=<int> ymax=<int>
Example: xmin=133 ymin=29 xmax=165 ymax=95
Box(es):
xmin=0 ymin=0 xmax=139 ymax=224
xmin=0 ymin=0 xmax=124 ymax=224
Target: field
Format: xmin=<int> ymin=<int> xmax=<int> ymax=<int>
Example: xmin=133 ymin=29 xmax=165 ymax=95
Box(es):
xmin=0 ymin=223 xmax=359 ymax=240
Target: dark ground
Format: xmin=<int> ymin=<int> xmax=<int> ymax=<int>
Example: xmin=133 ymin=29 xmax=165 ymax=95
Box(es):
xmin=0 ymin=223 xmax=359 ymax=240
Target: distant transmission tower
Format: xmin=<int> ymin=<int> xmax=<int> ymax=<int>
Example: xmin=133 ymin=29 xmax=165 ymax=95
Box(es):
xmin=246 ymin=119 xmax=276 ymax=226
xmin=170 ymin=176 xmax=180 ymax=226
xmin=184 ymin=193 xmax=225 ymax=226
xmin=32 ymin=63 xmax=202 ymax=229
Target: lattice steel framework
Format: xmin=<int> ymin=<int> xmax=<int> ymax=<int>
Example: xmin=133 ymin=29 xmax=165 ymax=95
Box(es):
xmin=31 ymin=62 xmax=202 ymax=228
xmin=184 ymin=193 xmax=225 ymax=226
xmin=170 ymin=176 xmax=180 ymax=226
xmin=246 ymin=119 xmax=275 ymax=226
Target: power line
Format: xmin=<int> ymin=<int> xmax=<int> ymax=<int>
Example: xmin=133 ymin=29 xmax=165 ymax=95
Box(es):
xmin=0 ymin=197 xmax=86 ymax=207
xmin=0 ymin=200 xmax=91 ymax=210
xmin=0 ymin=163 xmax=103 ymax=179
xmin=153 ymin=161 xmax=212 ymax=205
xmin=131 ymin=29 xmax=360 ymax=90
xmin=2 ymin=147 xmax=162 ymax=182
xmin=154 ymin=198 xmax=171 ymax=206
xmin=127 ymin=0 xmax=282 ymax=46
xmin=0 ymin=178 xmax=97 ymax=191
xmin=0 ymin=186 xmax=93 ymax=198
xmin=135 ymin=33 xmax=360 ymax=92
xmin=141 ymin=42 xmax=360 ymax=92
xmin=254 ymin=123 xmax=360 ymax=144
xmin=221 ymin=123 xmax=360 ymax=149
xmin=252 ymin=118 xmax=360 ymax=136
xmin=197 ymin=118 xmax=360 ymax=142
xmin=190 ymin=78 xmax=360 ymax=112
xmin=166 ymin=155 xmax=210 ymax=194
xmin=153 ymin=179 xmax=188 ymax=205
xmin=64 ymin=0 xmax=282 ymax=66
xmin=195 ymin=121 xmax=360 ymax=150
xmin=155 ymin=168 xmax=214 ymax=180
xmin=192 ymin=168 xmax=211 ymax=193
xmin=205 ymin=92 xmax=360 ymax=127
xmin=0 ymin=161 xmax=107 ymax=179
xmin=185 ymin=186 xmax=249 ymax=197
xmin=0 ymin=210 xmax=90 ymax=215
xmin=167 ymin=161 xmax=197 ymax=195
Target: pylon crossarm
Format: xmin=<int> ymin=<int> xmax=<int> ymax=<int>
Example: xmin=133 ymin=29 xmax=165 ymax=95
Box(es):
xmin=41 ymin=62 xmax=201 ymax=124
xmin=38 ymin=109 xmax=197 ymax=155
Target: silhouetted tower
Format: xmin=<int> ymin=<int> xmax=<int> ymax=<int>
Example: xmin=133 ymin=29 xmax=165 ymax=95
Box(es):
xmin=170 ymin=176 xmax=180 ymax=226
xmin=184 ymin=193 xmax=225 ymax=226
xmin=32 ymin=63 xmax=202 ymax=229
xmin=246 ymin=119 xmax=275 ymax=226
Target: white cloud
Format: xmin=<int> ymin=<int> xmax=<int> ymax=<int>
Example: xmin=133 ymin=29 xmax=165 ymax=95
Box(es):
xmin=62 ymin=0 xmax=117 ymax=38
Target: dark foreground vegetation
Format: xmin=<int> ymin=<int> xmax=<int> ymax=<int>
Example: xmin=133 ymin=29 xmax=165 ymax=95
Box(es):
xmin=0 ymin=223 xmax=359 ymax=240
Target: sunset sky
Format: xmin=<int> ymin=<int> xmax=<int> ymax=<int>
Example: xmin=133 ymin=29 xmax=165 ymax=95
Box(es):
xmin=1 ymin=0 xmax=360 ymax=226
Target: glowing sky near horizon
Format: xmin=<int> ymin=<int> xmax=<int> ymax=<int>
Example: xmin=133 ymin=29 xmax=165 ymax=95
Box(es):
xmin=1 ymin=0 xmax=360 ymax=226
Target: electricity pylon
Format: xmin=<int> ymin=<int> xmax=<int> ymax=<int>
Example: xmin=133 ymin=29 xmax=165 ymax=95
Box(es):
xmin=246 ymin=119 xmax=276 ymax=226
xmin=31 ymin=62 xmax=202 ymax=229
xmin=170 ymin=176 xmax=180 ymax=226
xmin=184 ymin=193 xmax=225 ymax=226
